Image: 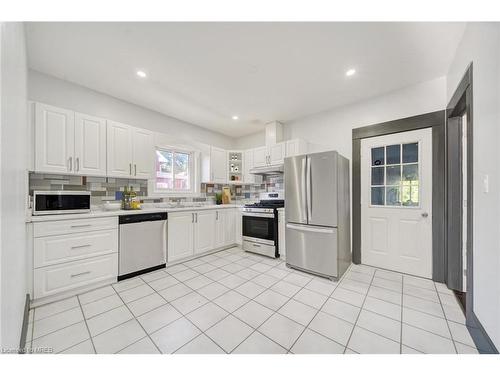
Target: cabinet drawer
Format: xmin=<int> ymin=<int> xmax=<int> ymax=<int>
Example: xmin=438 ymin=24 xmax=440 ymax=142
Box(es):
xmin=34 ymin=217 xmax=118 ymax=237
xmin=34 ymin=253 xmax=118 ymax=299
xmin=34 ymin=229 xmax=118 ymax=268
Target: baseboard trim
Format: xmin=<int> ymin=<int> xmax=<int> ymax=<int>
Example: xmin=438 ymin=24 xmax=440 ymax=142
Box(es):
xmin=468 ymin=310 xmax=498 ymax=354
xmin=18 ymin=294 xmax=31 ymax=354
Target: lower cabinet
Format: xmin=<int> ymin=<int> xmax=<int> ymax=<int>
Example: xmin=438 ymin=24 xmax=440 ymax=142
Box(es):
xmin=168 ymin=208 xmax=238 ymax=263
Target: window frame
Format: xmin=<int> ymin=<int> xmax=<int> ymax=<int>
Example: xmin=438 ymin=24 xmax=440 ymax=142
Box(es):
xmin=150 ymin=146 xmax=198 ymax=196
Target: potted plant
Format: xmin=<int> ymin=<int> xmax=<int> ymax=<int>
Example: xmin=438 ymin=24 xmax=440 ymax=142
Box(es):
xmin=215 ymin=192 xmax=223 ymax=205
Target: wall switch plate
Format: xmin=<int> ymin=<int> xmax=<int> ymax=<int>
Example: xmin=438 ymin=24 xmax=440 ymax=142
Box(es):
xmin=483 ymin=174 xmax=489 ymax=193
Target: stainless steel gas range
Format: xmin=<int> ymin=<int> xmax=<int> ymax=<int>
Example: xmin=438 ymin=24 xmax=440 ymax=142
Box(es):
xmin=242 ymin=191 xmax=284 ymax=258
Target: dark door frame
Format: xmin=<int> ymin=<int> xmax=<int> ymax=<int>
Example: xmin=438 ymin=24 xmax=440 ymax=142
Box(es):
xmin=352 ymin=110 xmax=446 ymax=282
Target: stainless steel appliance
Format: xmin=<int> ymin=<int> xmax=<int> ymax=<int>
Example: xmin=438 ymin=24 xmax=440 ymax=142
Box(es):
xmin=242 ymin=191 xmax=284 ymax=258
xmin=285 ymin=151 xmax=351 ymax=280
xmin=33 ymin=190 xmax=91 ymax=215
xmin=118 ymin=212 xmax=167 ymax=280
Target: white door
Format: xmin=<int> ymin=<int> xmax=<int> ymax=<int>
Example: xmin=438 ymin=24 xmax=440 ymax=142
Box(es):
xmin=269 ymin=142 xmax=285 ymax=165
xmin=132 ymin=128 xmax=153 ymax=179
xmin=107 ymin=121 xmax=133 ymax=177
xmin=361 ymin=128 xmax=432 ymax=278
xmin=210 ymin=147 xmax=227 ymax=183
xmin=194 ymin=210 xmax=216 ymax=254
xmin=74 ymin=113 xmax=107 ymax=176
xmin=167 ymin=212 xmax=194 ymax=262
xmin=253 ymin=146 xmax=268 ymax=167
xmin=35 ymin=103 xmax=75 ymax=174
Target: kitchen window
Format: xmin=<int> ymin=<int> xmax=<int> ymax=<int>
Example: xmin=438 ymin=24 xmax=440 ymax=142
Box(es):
xmin=154 ymin=148 xmax=194 ymax=193
xmin=370 ymin=142 xmax=420 ymax=207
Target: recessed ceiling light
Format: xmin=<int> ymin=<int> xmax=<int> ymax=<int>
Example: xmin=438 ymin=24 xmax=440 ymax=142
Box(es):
xmin=136 ymin=70 xmax=147 ymax=78
xmin=232 ymin=115 xmax=239 ymax=120
xmin=345 ymin=68 xmax=356 ymax=77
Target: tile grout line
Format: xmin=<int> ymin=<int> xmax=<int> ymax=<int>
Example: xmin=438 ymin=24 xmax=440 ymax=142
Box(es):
xmin=74 ymin=296 xmax=97 ymax=354
xmin=433 ymin=281 xmax=458 ymax=354
xmin=400 ymin=272 xmax=404 ymax=353
xmin=342 ymin=268 xmax=376 ymax=354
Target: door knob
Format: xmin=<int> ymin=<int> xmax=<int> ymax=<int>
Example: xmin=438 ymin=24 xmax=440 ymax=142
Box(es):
xmin=421 ymin=212 xmax=429 ymax=218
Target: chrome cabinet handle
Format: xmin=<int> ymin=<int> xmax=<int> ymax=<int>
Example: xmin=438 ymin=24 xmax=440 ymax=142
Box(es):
xmin=70 ymin=224 xmax=92 ymax=228
xmin=195 ymin=213 xmax=198 ymax=223
xmin=70 ymin=271 xmax=91 ymax=278
xmin=76 ymin=157 xmax=80 ymax=172
xmin=68 ymin=157 xmax=73 ymax=171
xmin=134 ymin=164 xmax=137 ymax=176
xmin=192 ymin=213 xmax=194 ymax=223
xmin=71 ymin=244 xmax=91 ymax=249
xmin=129 ymin=163 xmax=132 ymax=175
xmin=216 ymin=211 xmax=218 ymax=220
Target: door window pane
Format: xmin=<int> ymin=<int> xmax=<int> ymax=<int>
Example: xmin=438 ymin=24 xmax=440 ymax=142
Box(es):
xmin=386 ymin=186 xmax=401 ymax=206
xmin=403 ymin=143 xmax=418 ymax=163
xmin=371 ymin=147 xmax=385 ymax=166
xmin=386 ymin=165 xmax=401 ymax=185
xmin=402 ymin=182 xmax=419 ymax=206
xmin=386 ymin=144 xmax=401 ymax=165
xmin=371 ymin=167 xmax=384 ymax=185
xmin=371 ymin=187 xmax=385 ymax=205
xmin=402 ymin=164 xmax=418 ymax=181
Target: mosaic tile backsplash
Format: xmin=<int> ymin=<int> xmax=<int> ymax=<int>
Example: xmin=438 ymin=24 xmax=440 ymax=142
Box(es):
xmin=28 ymin=173 xmax=283 ymax=207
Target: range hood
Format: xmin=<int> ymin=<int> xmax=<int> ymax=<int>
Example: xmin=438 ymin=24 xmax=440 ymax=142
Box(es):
xmin=250 ymin=164 xmax=284 ymax=175
xmin=250 ymin=121 xmax=285 ymax=175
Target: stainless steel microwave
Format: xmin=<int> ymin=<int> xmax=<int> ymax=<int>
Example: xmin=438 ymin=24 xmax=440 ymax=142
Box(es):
xmin=33 ymin=191 xmax=91 ymax=215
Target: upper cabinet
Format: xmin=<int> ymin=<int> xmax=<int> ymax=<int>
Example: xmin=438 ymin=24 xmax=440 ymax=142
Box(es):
xmin=106 ymin=121 xmax=153 ymax=179
xmin=252 ymin=142 xmax=287 ymax=167
xmin=210 ymin=147 xmax=227 ymax=183
xmin=35 ymin=103 xmax=107 ymax=176
xmin=285 ymin=139 xmax=308 ymax=158
xmin=243 ymin=149 xmax=255 ymax=183
xmin=74 ymin=113 xmax=107 ymax=176
xmin=35 ymin=103 xmax=75 ymax=174
xmin=253 ymin=146 xmax=268 ymax=168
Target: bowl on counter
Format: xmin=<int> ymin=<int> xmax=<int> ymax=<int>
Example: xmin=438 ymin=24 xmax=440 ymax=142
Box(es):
xmin=103 ymin=201 xmax=121 ymax=211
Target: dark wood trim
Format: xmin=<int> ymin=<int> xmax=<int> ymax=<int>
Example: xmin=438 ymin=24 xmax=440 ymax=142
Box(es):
xmin=352 ymin=111 xmax=444 ymax=140
xmin=351 ymin=110 xmax=446 ymax=283
xmin=18 ymin=294 xmax=30 ymax=354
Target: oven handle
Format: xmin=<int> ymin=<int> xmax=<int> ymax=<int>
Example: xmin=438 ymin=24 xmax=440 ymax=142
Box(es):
xmin=242 ymin=212 xmax=275 ymax=219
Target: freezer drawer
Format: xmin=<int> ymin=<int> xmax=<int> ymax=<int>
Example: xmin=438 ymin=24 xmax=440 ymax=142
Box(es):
xmin=285 ymin=223 xmax=338 ymax=279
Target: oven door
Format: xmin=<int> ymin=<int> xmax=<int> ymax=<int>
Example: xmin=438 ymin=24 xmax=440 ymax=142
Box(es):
xmin=242 ymin=212 xmax=276 ymax=246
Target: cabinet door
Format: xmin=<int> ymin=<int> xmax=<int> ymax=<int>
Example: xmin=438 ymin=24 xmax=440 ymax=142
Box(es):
xmin=235 ymin=209 xmax=242 ymax=245
xmin=243 ymin=149 xmax=255 ymax=183
xmin=167 ymin=212 xmax=194 ymax=262
xmin=253 ymin=146 xmax=268 ymax=167
xmin=35 ymin=103 xmax=75 ymax=174
xmin=106 ymin=121 xmax=133 ymax=177
xmin=224 ymin=209 xmax=236 ymax=246
xmin=286 ymin=139 xmax=307 ymax=158
xmin=132 ymin=127 xmax=153 ymax=179
xmin=214 ymin=210 xmax=225 ymax=248
xmin=74 ymin=113 xmax=107 ymax=176
xmin=194 ymin=210 xmax=216 ymax=254
xmin=211 ymin=147 xmax=227 ymax=183
xmin=269 ymin=142 xmax=286 ymax=165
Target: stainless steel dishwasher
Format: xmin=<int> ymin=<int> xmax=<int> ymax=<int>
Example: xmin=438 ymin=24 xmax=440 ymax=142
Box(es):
xmin=118 ymin=212 xmax=167 ymax=280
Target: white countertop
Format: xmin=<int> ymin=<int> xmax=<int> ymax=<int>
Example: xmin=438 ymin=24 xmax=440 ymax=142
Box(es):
xmin=27 ymin=204 xmax=243 ymax=223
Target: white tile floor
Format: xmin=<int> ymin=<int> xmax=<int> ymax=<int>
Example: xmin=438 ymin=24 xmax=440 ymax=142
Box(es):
xmin=27 ymin=246 xmax=480 ymax=354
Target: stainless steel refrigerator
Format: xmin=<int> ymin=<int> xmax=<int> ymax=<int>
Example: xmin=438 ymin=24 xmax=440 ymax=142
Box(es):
xmin=284 ymin=150 xmax=351 ymax=280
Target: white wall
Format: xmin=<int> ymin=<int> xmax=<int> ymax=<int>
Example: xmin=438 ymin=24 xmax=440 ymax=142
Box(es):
xmin=28 ymin=70 xmax=235 ymax=150
xmin=235 ymin=76 xmax=446 ymax=161
xmin=0 ymin=22 xmax=29 ymax=350
xmin=446 ymin=23 xmax=500 ymax=349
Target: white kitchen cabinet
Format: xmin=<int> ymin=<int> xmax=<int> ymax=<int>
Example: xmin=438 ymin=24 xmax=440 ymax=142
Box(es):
xmin=132 ymin=127 xmax=154 ymax=178
xmin=253 ymin=146 xmax=268 ymax=168
xmin=194 ymin=210 xmax=216 ymax=254
xmin=286 ymin=139 xmax=308 ymax=158
xmin=214 ymin=209 xmax=225 ymax=248
xmin=106 ymin=120 xmax=133 ymax=177
xmin=167 ymin=211 xmax=195 ymax=262
xmin=269 ymin=142 xmax=286 ymax=165
xmin=243 ymin=149 xmax=255 ymax=183
xmin=74 ymin=112 xmax=107 ymax=176
xmin=224 ymin=209 xmax=236 ymax=245
xmin=107 ymin=121 xmax=153 ymax=179
xmin=35 ymin=103 xmax=75 ymax=174
xmin=210 ymin=147 xmax=227 ymax=183
xmin=235 ymin=209 xmax=242 ymax=245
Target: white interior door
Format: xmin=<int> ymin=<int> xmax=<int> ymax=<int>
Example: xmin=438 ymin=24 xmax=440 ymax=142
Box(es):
xmin=361 ymin=128 xmax=432 ymax=278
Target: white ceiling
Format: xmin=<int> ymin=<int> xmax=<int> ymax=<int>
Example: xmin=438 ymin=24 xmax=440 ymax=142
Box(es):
xmin=25 ymin=22 xmax=465 ymax=138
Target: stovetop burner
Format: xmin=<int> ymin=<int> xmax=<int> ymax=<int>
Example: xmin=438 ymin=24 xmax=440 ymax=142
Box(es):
xmin=244 ymin=200 xmax=284 ymax=209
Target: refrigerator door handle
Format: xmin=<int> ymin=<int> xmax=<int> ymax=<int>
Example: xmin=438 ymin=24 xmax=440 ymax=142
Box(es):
xmin=306 ymin=156 xmax=312 ymax=220
xmin=301 ymin=157 xmax=307 ymax=220
xmin=286 ymin=223 xmax=334 ymax=234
